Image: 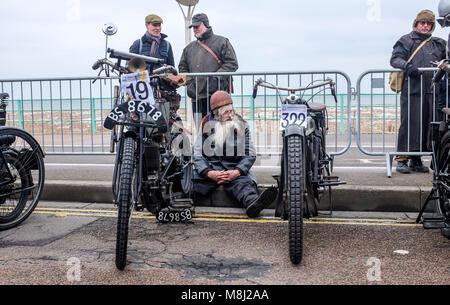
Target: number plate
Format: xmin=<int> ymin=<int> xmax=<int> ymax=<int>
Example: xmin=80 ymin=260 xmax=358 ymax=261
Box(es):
xmin=156 ymin=208 xmax=194 ymax=223
xmin=280 ymin=104 xmax=307 ymax=130
xmin=103 ymin=100 xmax=163 ymax=130
xmin=121 ymin=72 xmax=155 ymax=105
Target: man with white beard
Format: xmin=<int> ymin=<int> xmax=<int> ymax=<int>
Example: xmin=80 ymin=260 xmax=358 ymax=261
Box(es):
xmin=193 ymin=91 xmax=277 ymax=218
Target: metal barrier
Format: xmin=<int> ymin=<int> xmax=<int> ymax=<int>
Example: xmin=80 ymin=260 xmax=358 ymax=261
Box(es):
xmin=0 ymin=71 xmax=353 ymax=159
xmin=356 ymin=68 xmax=442 ymax=177
xmin=0 ymin=76 xmax=119 ymax=154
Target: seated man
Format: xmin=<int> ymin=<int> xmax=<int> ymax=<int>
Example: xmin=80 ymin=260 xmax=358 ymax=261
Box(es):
xmin=193 ymin=90 xmax=277 ymax=218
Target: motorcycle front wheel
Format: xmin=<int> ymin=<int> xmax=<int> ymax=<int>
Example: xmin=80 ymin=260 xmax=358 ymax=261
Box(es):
xmin=115 ymin=136 xmax=136 ymax=270
xmin=286 ymin=134 xmax=304 ymax=264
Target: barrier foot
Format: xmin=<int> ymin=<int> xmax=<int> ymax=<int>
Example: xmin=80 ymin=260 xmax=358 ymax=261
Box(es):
xmin=386 ymin=153 xmax=393 ymax=178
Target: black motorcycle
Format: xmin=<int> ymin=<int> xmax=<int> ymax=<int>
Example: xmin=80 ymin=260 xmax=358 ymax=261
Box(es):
xmin=253 ymin=78 xmax=346 ymax=264
xmin=93 ymin=48 xmax=193 ymax=270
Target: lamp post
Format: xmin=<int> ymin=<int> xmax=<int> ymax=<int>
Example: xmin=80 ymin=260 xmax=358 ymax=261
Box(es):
xmin=176 ymin=0 xmax=199 ymax=45
xmin=176 ymin=0 xmax=199 ymax=135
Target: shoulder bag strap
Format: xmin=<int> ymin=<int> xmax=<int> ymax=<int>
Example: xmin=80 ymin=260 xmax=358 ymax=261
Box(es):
xmin=198 ymin=41 xmax=222 ymax=67
xmin=407 ymin=37 xmax=432 ymax=63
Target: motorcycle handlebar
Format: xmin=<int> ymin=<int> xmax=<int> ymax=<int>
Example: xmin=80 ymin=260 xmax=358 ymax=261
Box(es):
xmin=107 ymin=48 xmax=164 ymax=64
xmin=254 ymin=78 xmax=334 ymax=92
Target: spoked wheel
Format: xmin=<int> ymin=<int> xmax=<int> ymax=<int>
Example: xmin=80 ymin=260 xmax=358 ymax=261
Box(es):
xmin=116 ymin=136 xmax=136 ymax=270
xmin=0 ymin=127 xmax=45 ymax=231
xmin=437 ymin=130 xmax=450 ymax=239
xmin=286 ymin=135 xmax=304 ymax=264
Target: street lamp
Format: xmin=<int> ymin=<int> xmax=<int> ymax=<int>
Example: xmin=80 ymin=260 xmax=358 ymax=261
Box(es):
xmin=176 ymin=0 xmax=199 ymax=45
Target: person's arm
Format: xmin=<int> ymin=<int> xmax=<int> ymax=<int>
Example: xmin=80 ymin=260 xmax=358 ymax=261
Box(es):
xmin=217 ymin=39 xmax=239 ymax=72
xmin=233 ymin=126 xmax=256 ymax=175
xmin=391 ymin=39 xmax=420 ymax=78
xmin=129 ymin=39 xmax=139 ymax=54
xmin=178 ymin=48 xmax=190 ymax=73
xmin=166 ymin=42 xmax=175 ymax=67
xmin=390 ymin=40 xmax=410 ymax=70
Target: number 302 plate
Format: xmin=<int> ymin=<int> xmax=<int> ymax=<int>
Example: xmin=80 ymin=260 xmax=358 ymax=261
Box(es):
xmin=280 ymin=104 xmax=307 ymax=130
xmin=156 ymin=208 xmax=194 ymax=223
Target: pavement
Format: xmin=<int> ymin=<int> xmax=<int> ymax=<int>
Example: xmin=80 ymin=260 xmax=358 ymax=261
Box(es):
xmin=40 ymin=149 xmax=436 ymax=213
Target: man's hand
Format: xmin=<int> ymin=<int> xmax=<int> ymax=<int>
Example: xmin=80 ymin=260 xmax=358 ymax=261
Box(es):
xmin=217 ymin=170 xmax=241 ymax=184
xmin=207 ymin=170 xmax=241 ymax=184
xmin=207 ymin=170 xmax=228 ymax=184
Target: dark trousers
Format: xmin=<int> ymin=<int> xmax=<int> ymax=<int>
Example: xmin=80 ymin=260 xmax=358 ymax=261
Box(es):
xmin=193 ymin=175 xmax=259 ymax=208
xmin=192 ymin=98 xmax=209 ymax=132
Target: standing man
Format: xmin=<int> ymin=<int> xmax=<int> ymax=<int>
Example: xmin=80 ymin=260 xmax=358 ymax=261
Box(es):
xmin=130 ymin=14 xmax=175 ymax=70
xmin=390 ymin=10 xmax=446 ymax=174
xmin=178 ymin=13 xmax=239 ymax=121
xmin=193 ymin=91 xmax=277 ymax=218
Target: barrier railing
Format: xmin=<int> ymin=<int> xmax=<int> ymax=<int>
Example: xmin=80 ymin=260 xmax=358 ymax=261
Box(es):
xmin=356 ymin=68 xmax=442 ymax=177
xmin=0 ymin=71 xmax=353 ymax=159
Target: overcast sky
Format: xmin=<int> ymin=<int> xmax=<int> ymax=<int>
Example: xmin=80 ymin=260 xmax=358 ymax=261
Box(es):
xmin=0 ymin=0 xmax=448 ymax=83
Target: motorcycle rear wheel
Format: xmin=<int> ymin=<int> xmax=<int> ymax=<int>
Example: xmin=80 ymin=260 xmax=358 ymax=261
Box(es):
xmin=115 ymin=136 xmax=135 ymax=270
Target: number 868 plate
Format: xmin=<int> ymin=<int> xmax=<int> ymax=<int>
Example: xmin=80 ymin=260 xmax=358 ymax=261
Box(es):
xmin=156 ymin=208 xmax=194 ymax=223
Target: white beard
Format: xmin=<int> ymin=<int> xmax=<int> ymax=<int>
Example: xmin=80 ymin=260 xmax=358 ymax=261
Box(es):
xmin=213 ymin=117 xmax=244 ymax=155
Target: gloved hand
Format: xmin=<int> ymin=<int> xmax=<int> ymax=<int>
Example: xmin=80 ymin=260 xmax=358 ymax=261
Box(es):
xmin=405 ymin=63 xmax=421 ymax=78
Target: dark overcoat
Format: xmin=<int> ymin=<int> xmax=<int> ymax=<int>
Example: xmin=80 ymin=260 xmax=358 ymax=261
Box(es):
xmin=178 ymin=28 xmax=238 ymax=99
xmin=390 ymin=31 xmax=446 ymax=152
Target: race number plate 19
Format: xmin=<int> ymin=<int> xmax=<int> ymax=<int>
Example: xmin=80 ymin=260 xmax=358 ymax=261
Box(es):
xmin=280 ymin=104 xmax=307 ymax=130
xmin=121 ymin=72 xmax=155 ymax=105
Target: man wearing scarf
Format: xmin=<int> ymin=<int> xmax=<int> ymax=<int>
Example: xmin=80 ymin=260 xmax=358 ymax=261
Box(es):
xmin=130 ymin=14 xmax=175 ymax=69
xmin=390 ymin=10 xmax=447 ymax=174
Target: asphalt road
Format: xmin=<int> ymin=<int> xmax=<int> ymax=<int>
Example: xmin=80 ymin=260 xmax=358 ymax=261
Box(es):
xmin=0 ymin=202 xmax=448 ymax=287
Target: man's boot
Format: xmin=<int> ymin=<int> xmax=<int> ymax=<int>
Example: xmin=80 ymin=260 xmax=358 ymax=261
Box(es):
xmin=409 ymin=158 xmax=429 ymax=173
xmin=246 ymin=187 xmax=278 ymax=218
xmin=396 ymin=160 xmax=410 ymax=174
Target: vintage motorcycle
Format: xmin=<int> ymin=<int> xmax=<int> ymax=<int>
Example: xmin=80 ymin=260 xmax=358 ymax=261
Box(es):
xmin=416 ymin=60 xmax=450 ymax=239
xmin=92 ymin=25 xmax=193 ymax=270
xmin=253 ymin=78 xmax=346 ymax=264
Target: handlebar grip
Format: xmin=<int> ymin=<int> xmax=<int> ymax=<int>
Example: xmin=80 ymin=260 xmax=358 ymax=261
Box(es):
xmin=330 ymin=84 xmax=338 ymax=104
xmin=252 ymin=84 xmax=259 ymax=99
xmin=92 ymin=59 xmax=103 ymax=70
xmin=432 ymin=69 xmax=446 ymax=85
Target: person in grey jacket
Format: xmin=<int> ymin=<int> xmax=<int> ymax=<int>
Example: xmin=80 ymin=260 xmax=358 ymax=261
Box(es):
xmin=193 ymin=91 xmax=276 ymax=218
xmin=178 ymin=13 xmax=239 ymax=120
xmin=390 ymin=10 xmax=447 ymax=174
xmin=129 ymin=14 xmax=175 ymax=70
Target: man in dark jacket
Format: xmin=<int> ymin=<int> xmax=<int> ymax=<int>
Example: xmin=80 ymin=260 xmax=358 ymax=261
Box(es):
xmin=390 ymin=10 xmax=447 ymax=174
xmin=129 ymin=14 xmax=175 ymax=70
xmin=193 ymin=91 xmax=276 ymax=218
xmin=178 ymin=13 xmax=239 ymax=120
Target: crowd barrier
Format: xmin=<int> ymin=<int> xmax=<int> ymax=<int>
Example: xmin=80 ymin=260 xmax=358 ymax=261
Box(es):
xmin=1 ymin=68 xmax=444 ymax=176
xmin=356 ymin=67 xmax=442 ymax=176
xmin=0 ymin=71 xmax=352 ymax=159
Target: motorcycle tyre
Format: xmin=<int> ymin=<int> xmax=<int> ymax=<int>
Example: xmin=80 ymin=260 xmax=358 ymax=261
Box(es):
xmin=0 ymin=127 xmax=45 ymax=231
xmin=115 ymin=136 xmax=135 ymax=270
xmin=438 ymin=130 xmax=450 ymax=240
xmin=287 ymin=135 xmax=304 ymax=265
xmin=0 ymin=154 xmax=30 ymax=223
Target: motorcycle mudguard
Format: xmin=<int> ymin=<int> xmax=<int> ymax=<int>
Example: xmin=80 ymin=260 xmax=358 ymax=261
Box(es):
xmin=284 ymin=124 xmax=305 ymax=137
